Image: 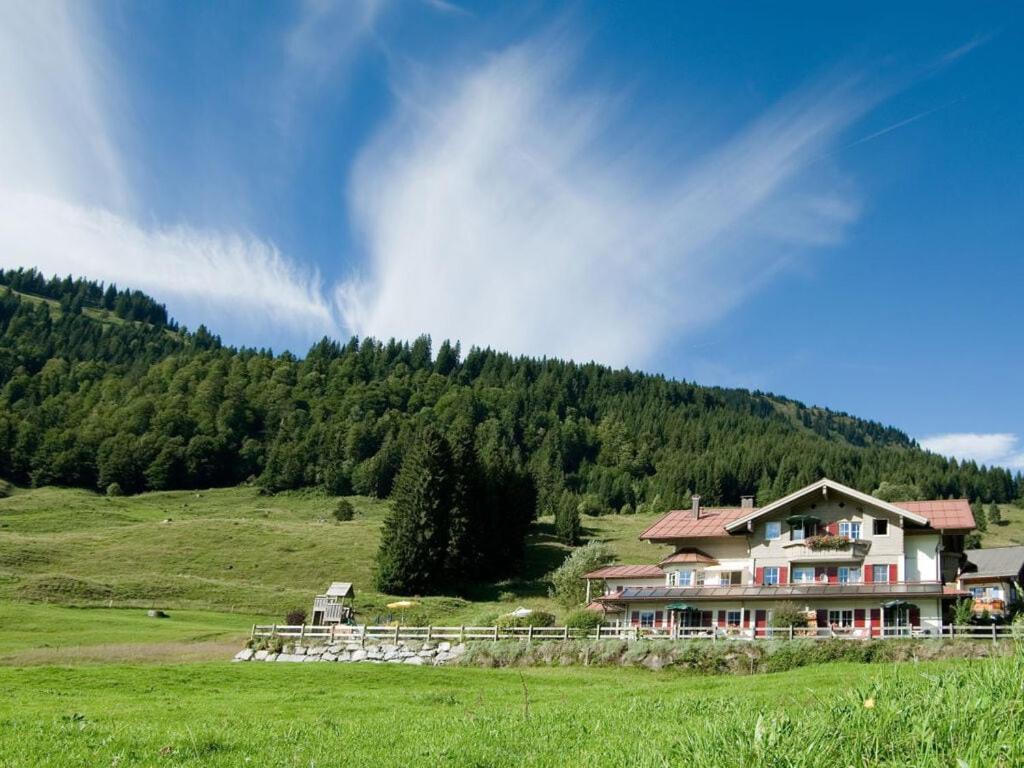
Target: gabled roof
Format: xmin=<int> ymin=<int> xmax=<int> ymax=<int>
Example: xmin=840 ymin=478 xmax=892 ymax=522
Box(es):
xmin=962 ymin=546 xmax=1024 ymax=580
xmin=659 ymin=548 xmax=718 ymax=566
xmin=581 ymin=564 xmax=665 ymax=580
xmin=724 ymin=478 xmax=929 ymax=533
xmin=897 ymin=500 xmax=975 ymax=531
xmin=639 ymin=507 xmax=748 ymax=541
xmin=325 ymin=582 xmax=354 ymax=597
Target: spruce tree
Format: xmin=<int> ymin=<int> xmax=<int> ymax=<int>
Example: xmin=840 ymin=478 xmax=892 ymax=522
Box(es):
xmin=555 ymin=491 xmax=582 ymax=545
xmin=972 ymin=500 xmax=987 ymax=532
xmin=374 ymin=427 xmax=454 ymax=595
xmin=445 ymin=429 xmax=484 ymax=582
xmin=988 ymin=501 xmax=1001 ymax=525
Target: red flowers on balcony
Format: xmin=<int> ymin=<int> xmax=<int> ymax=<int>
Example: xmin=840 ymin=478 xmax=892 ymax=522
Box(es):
xmin=804 ymin=534 xmax=852 ymax=551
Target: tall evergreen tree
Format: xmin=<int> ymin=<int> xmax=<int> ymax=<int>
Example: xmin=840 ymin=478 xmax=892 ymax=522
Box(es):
xmin=988 ymin=501 xmax=1002 ymax=525
xmin=972 ymin=500 xmax=988 ymax=532
xmin=374 ymin=427 xmax=454 ymax=595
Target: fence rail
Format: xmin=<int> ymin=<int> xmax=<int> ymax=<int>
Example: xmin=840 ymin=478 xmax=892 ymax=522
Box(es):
xmin=251 ymin=623 xmax=1021 ymax=643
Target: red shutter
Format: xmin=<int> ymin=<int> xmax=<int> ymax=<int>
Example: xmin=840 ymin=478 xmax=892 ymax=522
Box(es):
xmin=854 ymin=609 xmax=865 ymax=628
xmin=827 ymin=566 xmax=838 ymax=584
xmin=754 ymin=567 xmax=764 ymax=585
xmin=755 ymin=610 xmax=767 ymax=638
xmin=743 ymin=611 xmax=750 ymax=628
xmin=870 ymin=608 xmax=881 ymax=637
xmin=815 ymin=609 xmax=828 ymax=627
xmin=701 ymin=611 xmax=712 ymax=628
xmin=909 ymin=606 xmax=920 ymax=627
xmin=631 ymin=612 xmax=640 ymax=626
xmin=889 ymin=564 xmax=898 ymax=584
xmin=654 ymin=610 xmax=663 ymax=628
xmin=863 ymin=565 xmax=873 ymax=583
xmin=717 ymin=610 xmax=726 ymax=627
xmin=826 ymin=521 xmax=839 ymax=535
xmin=779 ymin=566 xmax=788 ymax=584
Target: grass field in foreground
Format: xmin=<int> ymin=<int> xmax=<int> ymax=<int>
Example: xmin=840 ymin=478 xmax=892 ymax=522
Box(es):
xmin=0 ymin=603 xmax=265 ymax=666
xmin=0 ymin=656 xmax=1021 ymax=767
xmin=0 ymin=483 xmax=672 ymax=622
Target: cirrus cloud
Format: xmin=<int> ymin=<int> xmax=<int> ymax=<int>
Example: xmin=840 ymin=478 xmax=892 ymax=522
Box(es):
xmin=920 ymin=433 xmax=1024 ymax=470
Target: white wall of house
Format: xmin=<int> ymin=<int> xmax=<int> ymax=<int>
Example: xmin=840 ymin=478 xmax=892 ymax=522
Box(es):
xmin=904 ymin=534 xmax=940 ymax=582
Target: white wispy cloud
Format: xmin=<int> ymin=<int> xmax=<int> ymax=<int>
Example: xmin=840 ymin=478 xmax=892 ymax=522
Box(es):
xmin=920 ymin=433 xmax=1024 ymax=471
xmin=340 ymin=39 xmax=868 ymax=367
xmin=0 ymin=2 xmax=339 ymax=347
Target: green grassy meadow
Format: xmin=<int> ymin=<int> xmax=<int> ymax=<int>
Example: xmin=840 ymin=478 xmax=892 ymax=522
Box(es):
xmin=0 ymin=483 xmax=672 ymax=624
xmin=1 ymin=656 xmax=1021 ymax=767
xmin=979 ymin=502 xmax=1024 ymax=547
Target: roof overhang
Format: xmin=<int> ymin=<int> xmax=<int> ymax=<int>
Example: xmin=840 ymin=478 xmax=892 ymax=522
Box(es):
xmin=724 ymin=478 xmax=929 ymax=533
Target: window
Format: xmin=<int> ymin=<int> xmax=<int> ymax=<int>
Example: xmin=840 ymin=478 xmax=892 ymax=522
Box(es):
xmin=791 ymin=521 xmax=818 ymax=541
xmin=726 ymin=610 xmax=742 ymax=627
xmin=638 ymin=611 xmax=655 ymax=628
xmin=763 ymin=566 xmax=780 ymax=585
xmin=793 ymin=566 xmax=815 ymax=583
xmin=838 ymin=566 xmax=860 ymax=584
xmin=839 ymin=521 xmax=862 ymax=540
xmin=765 ymin=521 xmax=781 ymax=540
xmin=827 ymin=609 xmax=854 ymax=628
xmin=872 ymin=564 xmax=890 ymax=583
xmin=678 ymin=570 xmax=693 ymax=587
xmin=873 ymin=519 xmax=888 ymax=536
xmin=718 ymin=571 xmax=741 ymax=586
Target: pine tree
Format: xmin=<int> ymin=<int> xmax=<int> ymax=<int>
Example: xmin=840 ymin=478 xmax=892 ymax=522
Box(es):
xmin=374 ymin=427 xmax=454 ymax=595
xmin=445 ymin=429 xmax=484 ymax=581
xmin=972 ymin=500 xmax=988 ymax=532
xmin=555 ymin=491 xmax=582 ymax=545
xmin=988 ymin=501 xmax=1001 ymax=526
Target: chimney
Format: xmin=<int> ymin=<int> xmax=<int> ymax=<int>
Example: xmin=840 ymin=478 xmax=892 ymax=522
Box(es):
xmin=741 ymin=495 xmax=755 ymax=509
xmin=691 ymin=495 xmax=701 ymax=519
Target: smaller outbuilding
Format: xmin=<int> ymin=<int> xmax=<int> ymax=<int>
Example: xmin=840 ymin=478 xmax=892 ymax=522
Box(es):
xmin=958 ymin=546 xmax=1024 ymax=618
xmin=311 ymin=582 xmax=356 ymax=624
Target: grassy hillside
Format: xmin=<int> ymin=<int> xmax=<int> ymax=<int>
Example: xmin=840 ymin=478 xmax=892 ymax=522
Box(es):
xmin=1 ymin=657 xmax=1021 ymax=767
xmin=979 ymin=502 xmax=1024 ymax=547
xmin=0 ymin=483 xmax=672 ymax=623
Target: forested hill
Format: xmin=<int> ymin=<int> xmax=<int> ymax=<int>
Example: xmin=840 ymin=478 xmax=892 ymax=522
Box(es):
xmin=1 ymin=268 xmax=1019 ymax=512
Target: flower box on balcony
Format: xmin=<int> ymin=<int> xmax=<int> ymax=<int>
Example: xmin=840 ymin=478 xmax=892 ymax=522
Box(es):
xmin=804 ymin=534 xmax=852 ymax=551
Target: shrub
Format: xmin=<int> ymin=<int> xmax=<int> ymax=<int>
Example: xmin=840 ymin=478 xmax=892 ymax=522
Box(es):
xmin=577 ymin=494 xmax=607 ymax=517
xmin=952 ymin=598 xmax=974 ymax=627
xmin=769 ymin=601 xmax=809 ymax=628
xmin=548 ymin=541 xmax=614 ymax=607
xmin=496 ymin=610 xmax=556 ymax=628
xmin=564 ymin=609 xmax=604 ymax=630
xmin=332 ymin=499 xmax=355 ymax=522
xmin=284 ymin=608 xmax=307 ymax=625
xmin=105 ymin=482 xmax=123 ymax=497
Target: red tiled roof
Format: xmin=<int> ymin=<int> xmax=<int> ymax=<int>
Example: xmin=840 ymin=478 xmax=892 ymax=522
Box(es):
xmin=639 ymin=508 xmax=749 ymax=541
xmin=585 ymin=600 xmax=623 ymax=613
xmin=895 ymin=499 xmax=975 ymax=530
xmin=641 ymin=498 xmax=976 ymax=541
xmin=659 ymin=548 xmax=718 ymax=566
xmin=581 ymin=564 xmax=665 ymax=580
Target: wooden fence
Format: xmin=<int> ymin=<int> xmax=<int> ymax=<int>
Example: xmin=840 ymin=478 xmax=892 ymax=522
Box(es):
xmin=251 ymin=623 xmax=1021 ymax=644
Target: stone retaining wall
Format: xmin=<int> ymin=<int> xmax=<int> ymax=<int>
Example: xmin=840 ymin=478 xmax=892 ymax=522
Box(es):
xmin=233 ymin=639 xmax=466 ymax=666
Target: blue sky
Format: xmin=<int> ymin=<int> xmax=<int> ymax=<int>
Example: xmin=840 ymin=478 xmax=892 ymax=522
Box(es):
xmin=0 ymin=2 xmax=1021 ymax=470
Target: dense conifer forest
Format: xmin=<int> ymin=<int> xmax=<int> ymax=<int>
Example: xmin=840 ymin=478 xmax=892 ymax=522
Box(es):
xmin=1 ymin=267 xmax=1020 ymax=523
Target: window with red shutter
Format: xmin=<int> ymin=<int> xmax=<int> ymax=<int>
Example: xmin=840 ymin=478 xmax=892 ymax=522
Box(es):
xmin=754 ymin=566 xmax=764 ymax=585
xmin=779 ymin=566 xmax=789 ymax=584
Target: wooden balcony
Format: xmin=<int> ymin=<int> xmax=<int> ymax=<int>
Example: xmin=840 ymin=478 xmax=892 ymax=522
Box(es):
xmin=781 ymin=538 xmax=871 ymax=562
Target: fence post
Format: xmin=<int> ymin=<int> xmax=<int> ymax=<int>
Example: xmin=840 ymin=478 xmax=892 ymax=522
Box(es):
xmin=271 ymin=623 xmax=277 ymax=638
xmin=394 ymin=624 xmax=400 ymax=643
xmin=596 ymin=625 xmax=601 ymax=640
xmin=527 ymin=625 xmax=533 ymax=643
xmin=299 ymin=624 xmax=305 ymax=642
xmin=426 ymin=625 xmax=432 ymax=642
xmin=494 ymin=625 xmax=499 ymax=641
xmin=992 ymin=624 xmax=998 ymax=644
xmin=788 ymin=625 xmax=793 ymax=641
xmin=250 ymin=624 xmax=256 ymax=640
xmin=460 ymin=626 xmax=465 ymax=643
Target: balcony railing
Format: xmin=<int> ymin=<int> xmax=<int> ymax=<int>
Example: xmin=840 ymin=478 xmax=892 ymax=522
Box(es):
xmin=781 ymin=538 xmax=871 ymax=561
